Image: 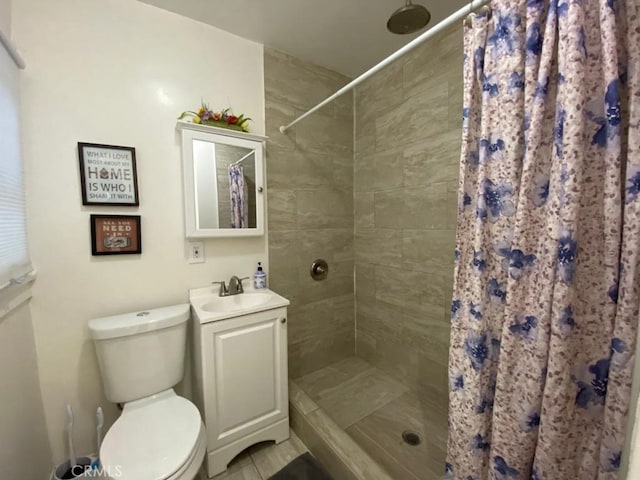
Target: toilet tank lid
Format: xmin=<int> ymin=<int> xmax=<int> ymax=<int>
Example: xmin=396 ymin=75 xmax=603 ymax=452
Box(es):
xmin=88 ymin=304 xmax=190 ymax=340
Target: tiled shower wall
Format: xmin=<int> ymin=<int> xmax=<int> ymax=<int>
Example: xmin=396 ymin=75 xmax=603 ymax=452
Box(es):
xmin=353 ymin=24 xmax=463 ymax=405
xmin=264 ymin=48 xmax=355 ymax=378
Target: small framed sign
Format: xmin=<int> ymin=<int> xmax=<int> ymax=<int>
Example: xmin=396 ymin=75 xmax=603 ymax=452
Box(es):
xmin=78 ymin=142 xmax=139 ymax=206
xmin=90 ymin=215 xmax=142 ymax=255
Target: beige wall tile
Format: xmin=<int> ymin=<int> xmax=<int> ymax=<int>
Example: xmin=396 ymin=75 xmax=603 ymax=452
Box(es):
xmin=357 ymin=59 xmax=404 ymax=109
xmin=354 ymin=192 xmax=374 ymax=229
xmin=333 ymin=150 xmax=354 ymax=191
xmin=374 ymin=265 xmax=446 ymax=315
xmin=269 ymin=264 xmax=302 ymax=306
xmin=294 ymin=330 xmax=355 ymax=377
xmin=295 ymin=260 xmax=354 ymax=305
xmin=354 ymin=101 xmax=376 ymax=158
xmin=266 ymin=47 xmax=355 ymax=376
xmin=295 ymin=357 xmax=374 ymax=397
xmin=289 ymin=294 xmax=354 ymax=345
xmin=266 ymin=147 xmax=334 ymax=190
xmin=403 ymin=130 xmax=462 ymax=187
xmin=375 ymin=83 xmax=449 ymax=151
xmin=267 ymin=189 xmax=297 ymax=231
xmin=403 ymin=183 xmax=450 ymax=229
xmin=265 ymin=145 xmax=295 ymax=189
xmin=448 ymin=79 xmax=465 ymax=128
xmin=297 ymin=186 xmax=353 ymax=229
xmin=354 ymin=229 xmax=402 ymax=267
xmin=374 ymin=188 xmax=405 ymax=229
xmin=288 ymin=342 xmax=303 ymax=379
xmin=355 ymin=263 xmax=376 ymax=301
xmin=354 ymin=148 xmax=403 ymax=193
xmin=269 ymin=230 xmax=301 ymax=269
xmin=265 ymin=98 xmax=297 ymax=151
xmin=296 ymin=108 xmax=353 ymax=157
xmin=355 ymin=299 xmax=402 ymax=343
xmin=267 ymin=24 xmax=462 ymax=401
xmin=355 ymin=329 xmax=378 ymax=362
xmin=264 ymin=48 xmax=348 ymax=112
xmin=374 ymin=189 xmax=404 ymax=229
xmin=298 ymin=228 xmax=354 ymax=265
xmin=402 ymin=229 xmax=456 ymax=274
xmin=402 ymin=311 xmax=450 ymax=367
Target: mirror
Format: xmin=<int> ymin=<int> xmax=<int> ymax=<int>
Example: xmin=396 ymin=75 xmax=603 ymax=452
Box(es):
xmin=178 ymin=122 xmax=265 ymax=237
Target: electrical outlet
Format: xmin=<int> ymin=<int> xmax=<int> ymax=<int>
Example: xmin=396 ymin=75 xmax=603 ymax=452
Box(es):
xmin=188 ymin=242 xmax=205 ymax=264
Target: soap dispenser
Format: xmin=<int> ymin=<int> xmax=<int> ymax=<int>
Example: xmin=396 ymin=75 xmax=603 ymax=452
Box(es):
xmin=254 ymin=262 xmax=266 ymax=290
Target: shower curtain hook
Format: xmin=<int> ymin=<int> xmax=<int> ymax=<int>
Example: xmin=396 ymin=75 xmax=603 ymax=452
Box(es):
xmin=464 ymin=0 xmax=474 ymax=27
xmin=464 ymin=1 xmax=492 ymax=26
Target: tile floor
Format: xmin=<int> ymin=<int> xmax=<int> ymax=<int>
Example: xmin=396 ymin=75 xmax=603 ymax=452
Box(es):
xmin=295 ymin=357 xmax=449 ymax=480
xmin=206 ymin=430 xmax=309 ymax=480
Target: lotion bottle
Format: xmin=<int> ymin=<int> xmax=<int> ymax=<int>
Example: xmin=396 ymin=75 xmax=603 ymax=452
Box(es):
xmin=254 ymin=262 xmax=266 ymax=289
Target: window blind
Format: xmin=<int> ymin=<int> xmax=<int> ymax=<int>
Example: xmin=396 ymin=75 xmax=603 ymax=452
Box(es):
xmin=0 ymin=32 xmax=31 ymax=289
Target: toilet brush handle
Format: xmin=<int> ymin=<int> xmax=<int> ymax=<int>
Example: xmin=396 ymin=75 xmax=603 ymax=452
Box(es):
xmin=96 ymin=407 xmax=104 ymax=451
xmin=66 ymin=405 xmax=76 ymax=467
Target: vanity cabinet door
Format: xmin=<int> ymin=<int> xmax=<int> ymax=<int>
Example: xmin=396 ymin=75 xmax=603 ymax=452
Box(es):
xmin=201 ymin=307 xmax=288 ymax=450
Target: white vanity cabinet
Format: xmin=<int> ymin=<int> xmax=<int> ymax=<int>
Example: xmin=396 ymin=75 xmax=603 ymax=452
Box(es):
xmin=190 ymin=290 xmax=290 ymax=478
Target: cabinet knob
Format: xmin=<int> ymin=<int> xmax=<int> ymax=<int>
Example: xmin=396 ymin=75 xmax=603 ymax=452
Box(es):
xmin=281 ymin=318 xmax=287 ymax=324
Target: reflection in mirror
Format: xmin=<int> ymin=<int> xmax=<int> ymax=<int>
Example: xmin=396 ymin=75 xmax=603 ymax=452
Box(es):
xmin=193 ymin=140 xmax=257 ymax=229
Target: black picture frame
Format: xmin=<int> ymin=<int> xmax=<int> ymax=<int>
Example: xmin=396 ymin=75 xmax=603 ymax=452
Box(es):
xmin=78 ymin=142 xmax=139 ymax=206
xmin=90 ymin=215 xmax=142 ymax=256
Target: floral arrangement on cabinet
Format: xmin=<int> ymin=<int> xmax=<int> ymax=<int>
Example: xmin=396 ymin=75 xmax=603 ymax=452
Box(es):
xmin=178 ymin=101 xmax=252 ymax=132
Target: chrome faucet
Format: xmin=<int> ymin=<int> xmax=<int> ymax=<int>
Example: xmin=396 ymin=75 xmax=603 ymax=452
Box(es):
xmin=228 ymin=276 xmax=249 ymax=295
xmin=212 ymin=276 xmax=250 ymax=297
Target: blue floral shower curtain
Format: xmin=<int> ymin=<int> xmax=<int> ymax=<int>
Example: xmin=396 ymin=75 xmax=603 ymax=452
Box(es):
xmin=229 ymin=164 xmax=248 ymax=228
xmin=447 ymin=0 xmax=640 ymax=479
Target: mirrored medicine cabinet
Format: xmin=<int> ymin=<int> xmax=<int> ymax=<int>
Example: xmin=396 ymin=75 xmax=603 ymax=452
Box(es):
xmin=177 ymin=121 xmax=266 ymax=238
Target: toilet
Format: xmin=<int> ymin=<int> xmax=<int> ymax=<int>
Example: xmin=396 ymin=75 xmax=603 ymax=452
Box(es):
xmin=88 ymin=304 xmax=206 ymax=480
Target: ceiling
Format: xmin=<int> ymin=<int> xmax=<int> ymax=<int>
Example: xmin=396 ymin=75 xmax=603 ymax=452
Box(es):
xmin=138 ymin=0 xmax=469 ymax=78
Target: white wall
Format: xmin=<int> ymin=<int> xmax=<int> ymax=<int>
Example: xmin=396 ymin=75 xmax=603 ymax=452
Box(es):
xmin=12 ymin=0 xmax=266 ymax=463
xmin=0 ymin=0 xmax=10 ymax=36
xmin=0 ymin=301 xmax=52 ymax=478
xmin=0 ymin=4 xmax=51 ymax=477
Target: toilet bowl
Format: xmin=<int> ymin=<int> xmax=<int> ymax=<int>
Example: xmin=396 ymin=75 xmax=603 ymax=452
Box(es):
xmin=99 ymin=390 xmax=206 ymax=480
xmin=88 ymin=305 xmax=206 ymax=480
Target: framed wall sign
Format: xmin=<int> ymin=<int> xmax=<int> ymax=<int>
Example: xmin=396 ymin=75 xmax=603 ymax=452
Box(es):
xmin=90 ymin=215 xmax=141 ymax=255
xmin=78 ymin=142 xmax=139 ymax=206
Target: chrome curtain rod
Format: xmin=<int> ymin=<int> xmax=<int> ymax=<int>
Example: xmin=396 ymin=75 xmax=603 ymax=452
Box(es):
xmin=231 ymin=150 xmax=255 ymax=167
xmin=279 ymin=0 xmax=491 ymax=134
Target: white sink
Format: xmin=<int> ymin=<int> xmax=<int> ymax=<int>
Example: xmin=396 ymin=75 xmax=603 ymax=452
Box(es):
xmin=201 ymin=292 xmax=272 ymax=313
xmin=189 ymin=286 xmax=290 ymax=324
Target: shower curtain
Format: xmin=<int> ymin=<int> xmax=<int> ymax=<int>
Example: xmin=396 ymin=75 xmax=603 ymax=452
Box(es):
xmin=229 ymin=164 xmax=248 ymax=228
xmin=447 ymin=0 xmax=640 ymax=479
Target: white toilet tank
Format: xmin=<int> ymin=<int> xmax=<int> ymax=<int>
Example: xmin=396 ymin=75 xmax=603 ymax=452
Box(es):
xmin=88 ymin=304 xmax=190 ymax=403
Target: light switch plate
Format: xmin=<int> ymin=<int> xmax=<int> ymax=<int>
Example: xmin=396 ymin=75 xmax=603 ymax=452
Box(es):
xmin=188 ymin=241 xmax=205 ymax=264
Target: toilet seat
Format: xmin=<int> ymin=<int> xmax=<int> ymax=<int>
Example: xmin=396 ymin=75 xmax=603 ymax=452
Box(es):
xmin=100 ymin=389 xmax=204 ymax=480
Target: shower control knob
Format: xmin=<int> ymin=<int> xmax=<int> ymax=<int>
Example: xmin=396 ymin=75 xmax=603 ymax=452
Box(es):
xmin=310 ymin=259 xmax=329 ymax=281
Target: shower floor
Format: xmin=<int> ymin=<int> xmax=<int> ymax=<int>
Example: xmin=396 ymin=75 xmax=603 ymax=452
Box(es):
xmin=294 ymin=356 xmax=448 ymax=480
